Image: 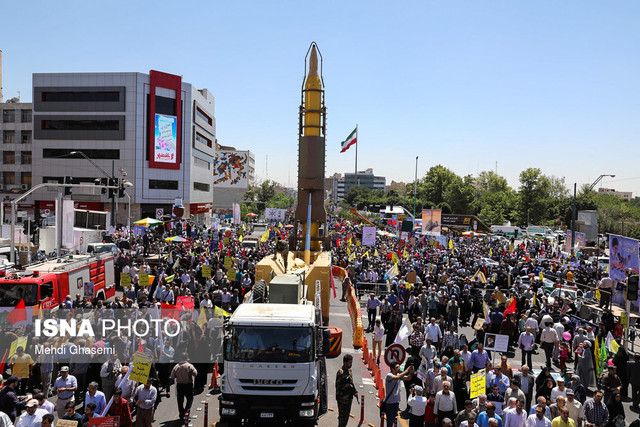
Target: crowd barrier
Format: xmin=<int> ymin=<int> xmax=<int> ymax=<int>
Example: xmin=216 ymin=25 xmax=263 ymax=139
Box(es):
xmin=346 ymin=284 xmax=364 ymax=347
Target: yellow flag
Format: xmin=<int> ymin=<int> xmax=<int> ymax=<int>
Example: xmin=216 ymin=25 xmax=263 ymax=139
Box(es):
xmin=165 ymin=275 xmax=174 ymax=283
xmin=278 ymin=222 xmax=283 ymax=228
xmin=448 ymin=239 xmax=454 ymax=249
xmin=349 ymin=251 xmax=356 ymax=261
xmin=356 ymin=239 xmax=361 ymax=247
xmin=347 ymin=246 xmax=351 ymax=256
xmin=214 ymin=306 xmax=230 ymax=317
xmin=348 ymin=237 xmax=352 ymax=246
xmin=197 ymin=306 xmax=208 ymax=327
xmin=596 ymin=290 xmax=601 ymax=300
xmin=362 ymin=251 xmax=370 ymax=258
xmin=392 ymin=253 xmax=399 ymax=265
xmin=238 ymin=235 xmax=243 ymax=242
xmin=489 ymin=248 xmax=493 ymax=257
xmin=539 ymin=271 xmax=544 ymax=280
xmin=374 ymin=249 xmax=379 ymax=257
xmin=403 ymin=248 xmax=409 ymax=259
xmin=260 ymin=230 xmax=269 ymax=242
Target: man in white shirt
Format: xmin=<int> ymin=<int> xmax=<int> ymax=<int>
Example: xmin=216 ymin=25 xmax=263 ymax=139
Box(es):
xmin=426 ymin=317 xmax=443 ymax=348
xmin=419 ymin=338 xmax=438 ymax=370
xmin=15 ymin=399 xmax=48 ymax=427
xmin=116 ymin=366 xmax=135 ymax=403
xmin=526 ymin=404 xmax=551 ymax=427
xmin=408 ymin=385 xmax=428 ymax=423
xmin=518 ymin=326 xmax=536 ymax=368
xmin=565 ymin=389 xmax=583 ymax=427
xmin=435 ymin=381 xmax=458 ymax=423
xmin=540 ymin=321 xmax=559 ymax=370
xmin=504 ymin=399 xmax=527 ymax=427
xmin=550 ymin=378 xmax=567 ymax=403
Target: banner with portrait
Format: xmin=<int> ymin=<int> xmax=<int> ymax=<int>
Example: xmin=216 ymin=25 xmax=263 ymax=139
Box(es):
xmin=421 ymin=209 xmax=441 ymax=236
xmin=609 ymin=234 xmax=640 ymax=309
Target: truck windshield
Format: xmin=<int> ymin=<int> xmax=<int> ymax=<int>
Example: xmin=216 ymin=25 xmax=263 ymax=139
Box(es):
xmin=226 ymin=326 xmax=313 ymax=363
xmin=0 ymin=283 xmax=39 ymax=306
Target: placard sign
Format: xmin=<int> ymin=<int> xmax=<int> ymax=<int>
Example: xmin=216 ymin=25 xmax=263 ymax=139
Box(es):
xmin=484 ymin=333 xmax=509 ymax=352
xmin=129 ymin=352 xmax=153 ymax=384
xmin=362 ymin=226 xmax=376 ymax=246
xmin=470 ymin=369 xmax=486 ymax=399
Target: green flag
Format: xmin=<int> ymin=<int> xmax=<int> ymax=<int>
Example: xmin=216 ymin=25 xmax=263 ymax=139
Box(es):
xmin=598 ymin=337 xmax=607 ymax=375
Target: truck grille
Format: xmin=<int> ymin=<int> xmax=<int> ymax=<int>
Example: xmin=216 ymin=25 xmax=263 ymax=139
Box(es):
xmin=238 ymin=378 xmax=297 ymax=391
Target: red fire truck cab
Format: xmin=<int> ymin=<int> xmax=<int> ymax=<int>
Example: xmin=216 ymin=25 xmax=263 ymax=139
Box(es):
xmin=0 ymin=253 xmax=116 ymax=309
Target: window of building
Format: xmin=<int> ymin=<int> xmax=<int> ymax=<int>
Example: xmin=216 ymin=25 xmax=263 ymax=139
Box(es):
xmin=195 ymin=132 xmax=212 ymax=148
xmin=3 ymin=152 xmax=15 ymax=164
xmin=194 ymin=157 xmax=210 ymax=170
xmin=21 ymin=110 xmax=32 ymax=123
xmin=3 ymin=131 xmax=15 ymax=144
xmin=21 ymin=131 xmax=32 ymax=144
xmin=41 ymin=119 xmax=120 ymax=131
xmin=196 ymin=107 xmax=212 ymax=126
xmin=193 ymin=182 xmax=210 ymax=192
xmin=156 ymin=96 xmax=176 ymax=116
xmin=42 ymin=149 xmax=120 ymax=160
xmin=42 ymin=91 xmax=120 ymax=103
xmin=21 ymin=151 xmax=32 ymax=165
xmin=149 ymin=179 xmax=178 ymax=190
xmin=3 ymin=172 xmax=15 ymax=186
xmin=2 ymin=110 xmax=15 ymax=123
xmin=21 ymin=172 xmax=31 ymax=187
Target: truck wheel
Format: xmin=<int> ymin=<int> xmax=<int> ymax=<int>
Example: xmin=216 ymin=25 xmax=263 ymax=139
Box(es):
xmin=252 ymin=280 xmax=268 ymax=303
xmin=219 ymin=417 xmax=241 ymax=427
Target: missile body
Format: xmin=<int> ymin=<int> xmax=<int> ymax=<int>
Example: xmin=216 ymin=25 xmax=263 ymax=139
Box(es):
xmin=295 ymin=43 xmax=327 ymax=257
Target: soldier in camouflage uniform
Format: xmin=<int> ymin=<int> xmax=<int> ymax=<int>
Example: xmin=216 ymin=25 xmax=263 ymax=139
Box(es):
xmin=336 ymin=354 xmax=358 ymax=427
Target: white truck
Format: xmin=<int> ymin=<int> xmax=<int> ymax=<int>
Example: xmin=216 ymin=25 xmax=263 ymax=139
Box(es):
xmin=219 ymin=302 xmax=329 ymax=425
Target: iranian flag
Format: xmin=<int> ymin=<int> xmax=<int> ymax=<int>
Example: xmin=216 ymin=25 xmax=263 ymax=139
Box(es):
xmin=340 ymin=127 xmax=357 ymax=153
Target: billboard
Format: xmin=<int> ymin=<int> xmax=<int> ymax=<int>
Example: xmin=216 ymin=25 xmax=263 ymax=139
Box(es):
xmin=609 ymin=234 xmax=640 ymax=309
xmin=154 ymin=114 xmax=178 ymax=164
xmin=213 ymin=151 xmax=249 ymax=188
xmin=362 ymin=226 xmax=376 ymax=246
xmin=265 ymin=208 xmax=286 ymax=221
xmin=565 ymin=231 xmax=585 ymax=252
xmin=421 ymin=209 xmax=441 ymax=235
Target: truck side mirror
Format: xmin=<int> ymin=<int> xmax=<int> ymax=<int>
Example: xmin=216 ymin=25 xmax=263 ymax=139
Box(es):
xmin=322 ymin=327 xmax=331 ymax=356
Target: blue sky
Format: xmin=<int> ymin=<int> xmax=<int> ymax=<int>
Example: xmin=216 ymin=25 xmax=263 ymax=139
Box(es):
xmin=2 ymin=1 xmax=639 ymax=195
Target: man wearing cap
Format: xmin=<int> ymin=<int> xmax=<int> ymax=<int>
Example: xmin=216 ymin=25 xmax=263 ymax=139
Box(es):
xmin=52 ymin=366 xmax=77 ymax=418
xmin=14 ymin=399 xmax=48 ymax=427
xmin=550 ymin=378 xmax=568 ymax=403
xmin=0 ymin=376 xmax=26 ymax=422
xmin=407 ymin=385 xmax=427 ymax=427
xmin=9 ymin=346 xmax=34 ymax=396
xmin=564 ymin=389 xmax=583 ymax=427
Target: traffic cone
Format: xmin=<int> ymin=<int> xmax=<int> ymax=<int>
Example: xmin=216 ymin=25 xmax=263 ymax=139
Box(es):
xmin=377 ymin=382 xmax=385 ymax=400
xmin=209 ymin=361 xmax=220 ymax=390
xmin=373 ymin=364 xmax=380 ymax=385
xmin=363 ymin=346 xmax=369 ymax=365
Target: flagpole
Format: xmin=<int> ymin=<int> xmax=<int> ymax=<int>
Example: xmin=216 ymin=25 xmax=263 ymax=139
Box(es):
xmin=355 ymin=124 xmax=359 ymax=186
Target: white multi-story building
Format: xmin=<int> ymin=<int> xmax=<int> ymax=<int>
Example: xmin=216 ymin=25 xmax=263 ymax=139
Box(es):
xmin=598 ymin=187 xmax=633 ymax=201
xmin=32 ymin=70 xmax=216 ymax=224
xmin=1 ymin=100 xmax=33 ymax=222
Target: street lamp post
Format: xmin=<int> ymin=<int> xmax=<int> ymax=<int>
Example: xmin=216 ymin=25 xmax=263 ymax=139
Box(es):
xmin=413 ymin=156 xmax=418 ymax=223
xmin=570 ymin=174 xmax=615 ymax=256
xmin=70 ymin=151 xmax=117 ymax=227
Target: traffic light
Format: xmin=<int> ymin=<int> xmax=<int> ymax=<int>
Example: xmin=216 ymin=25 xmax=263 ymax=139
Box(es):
xmin=22 ymin=219 xmax=37 ymax=235
xmin=628 ymin=275 xmax=639 ymax=301
xmin=118 ymin=182 xmax=126 ymax=198
xmin=96 ymin=178 xmax=108 ymax=194
xmin=64 ymin=176 xmax=74 ymax=196
xmin=108 ymin=178 xmax=117 ymax=199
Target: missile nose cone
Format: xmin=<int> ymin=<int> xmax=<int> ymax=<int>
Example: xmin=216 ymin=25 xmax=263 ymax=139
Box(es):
xmin=308 ymin=44 xmax=319 ymax=77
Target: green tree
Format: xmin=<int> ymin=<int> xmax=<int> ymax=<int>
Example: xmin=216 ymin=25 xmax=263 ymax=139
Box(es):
xmin=517 ymin=168 xmax=551 ymax=226
xmin=471 ymin=171 xmax=517 ymax=225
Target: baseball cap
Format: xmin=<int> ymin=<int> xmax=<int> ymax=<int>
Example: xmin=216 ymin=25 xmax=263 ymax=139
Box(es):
xmin=60 ymin=366 xmax=69 ymax=372
xmin=566 ymin=389 xmax=575 ymax=395
xmin=25 ymin=399 xmax=38 ymax=408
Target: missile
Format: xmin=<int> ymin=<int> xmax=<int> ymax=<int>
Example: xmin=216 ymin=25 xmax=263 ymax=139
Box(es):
xmin=295 ymin=42 xmax=327 ymax=261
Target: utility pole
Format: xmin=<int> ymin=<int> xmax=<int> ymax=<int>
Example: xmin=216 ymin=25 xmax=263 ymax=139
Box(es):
xmin=413 ymin=156 xmax=418 ymax=223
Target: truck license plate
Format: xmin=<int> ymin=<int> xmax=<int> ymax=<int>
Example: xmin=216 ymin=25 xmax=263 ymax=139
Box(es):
xmin=260 ymin=412 xmax=274 ymax=418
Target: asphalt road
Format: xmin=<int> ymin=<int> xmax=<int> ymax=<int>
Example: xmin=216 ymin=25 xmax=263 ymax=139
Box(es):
xmin=146 ymin=287 xmax=640 ymax=427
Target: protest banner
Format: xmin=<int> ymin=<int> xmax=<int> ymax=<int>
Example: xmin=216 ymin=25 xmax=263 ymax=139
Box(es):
xmin=362 ymin=226 xmax=376 ymax=246
xmin=470 ymin=369 xmax=485 ymax=399
xmin=609 ymin=234 xmax=640 ymax=309
xmin=57 ymin=421 xmax=79 ymax=427
xmin=120 ymin=273 xmax=131 ymax=288
xmin=227 ymin=268 xmax=236 ymax=281
xmin=484 ymin=333 xmax=509 ymax=352
xmin=202 ymin=265 xmax=211 ymax=278
xmin=9 ymin=336 xmax=28 ymax=358
xmin=224 ymin=257 xmax=233 ymax=269
xmin=129 ymin=352 xmax=153 ymax=384
xmin=88 ymin=417 xmax=120 ymax=427
xmin=139 ymin=273 xmax=149 ymax=287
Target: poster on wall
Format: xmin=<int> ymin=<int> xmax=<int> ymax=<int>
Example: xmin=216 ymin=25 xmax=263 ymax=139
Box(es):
xmin=154 ymin=114 xmax=177 ymax=164
xmin=213 ymin=151 xmax=249 ymax=188
xmin=609 ymin=234 xmax=640 ymax=310
xmin=565 ymin=231 xmax=586 ymax=252
xmin=421 ymin=209 xmax=441 ymax=236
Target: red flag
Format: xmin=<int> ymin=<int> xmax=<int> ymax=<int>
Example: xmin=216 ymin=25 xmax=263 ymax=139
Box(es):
xmin=330 ymin=270 xmax=337 ymax=299
xmin=336 ymin=238 xmax=340 ymax=247
xmin=6 ymin=299 xmax=27 ymax=325
xmin=0 ymin=349 xmax=7 ymax=375
xmin=161 ymin=302 xmax=179 ymax=320
xmin=219 ymin=241 xmax=223 ymax=250
xmin=138 ymin=338 xmax=144 ymax=353
xmin=503 ymin=298 xmax=516 ymax=316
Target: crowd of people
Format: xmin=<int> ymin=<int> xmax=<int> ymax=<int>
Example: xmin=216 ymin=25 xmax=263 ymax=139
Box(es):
xmin=332 ymin=220 xmax=637 ymax=427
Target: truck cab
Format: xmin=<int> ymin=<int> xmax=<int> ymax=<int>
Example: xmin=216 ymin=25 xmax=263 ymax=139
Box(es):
xmin=220 ymin=303 xmax=328 ymax=425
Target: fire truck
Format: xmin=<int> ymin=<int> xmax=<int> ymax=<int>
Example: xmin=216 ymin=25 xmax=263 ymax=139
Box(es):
xmin=0 ymin=253 xmax=116 ymax=309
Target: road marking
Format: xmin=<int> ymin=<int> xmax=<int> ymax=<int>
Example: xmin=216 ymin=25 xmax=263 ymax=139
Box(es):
xmin=362 ymin=378 xmax=375 ymax=386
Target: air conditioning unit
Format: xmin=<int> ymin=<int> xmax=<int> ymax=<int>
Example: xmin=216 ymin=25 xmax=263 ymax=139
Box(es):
xmin=21 ymin=184 xmax=29 ymax=190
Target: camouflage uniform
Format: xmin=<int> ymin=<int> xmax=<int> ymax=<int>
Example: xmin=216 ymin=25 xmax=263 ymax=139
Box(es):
xmin=336 ymin=366 xmax=356 ymax=427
